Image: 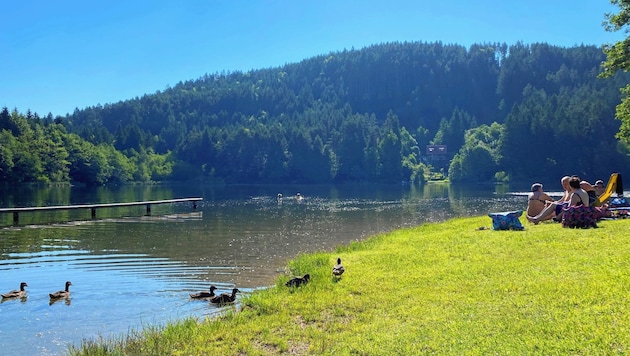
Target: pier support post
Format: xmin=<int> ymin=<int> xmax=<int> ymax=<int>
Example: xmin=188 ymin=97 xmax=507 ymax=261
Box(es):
xmin=91 ymin=208 xmax=96 ymax=219
xmin=146 ymin=204 xmax=151 ymax=215
xmin=13 ymin=212 xmax=19 ymax=225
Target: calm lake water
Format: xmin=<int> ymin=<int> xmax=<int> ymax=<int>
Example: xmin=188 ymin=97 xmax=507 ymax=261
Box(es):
xmin=0 ymin=183 xmax=526 ymax=355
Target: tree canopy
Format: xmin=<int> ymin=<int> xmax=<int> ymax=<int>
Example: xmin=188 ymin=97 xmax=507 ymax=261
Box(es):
xmin=3 ymin=41 xmax=629 ymax=185
xmin=601 ymin=0 xmax=630 ymax=145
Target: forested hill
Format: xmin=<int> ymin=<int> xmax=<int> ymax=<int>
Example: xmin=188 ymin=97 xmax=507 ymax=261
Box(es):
xmin=3 ymin=41 xmax=630 ymax=185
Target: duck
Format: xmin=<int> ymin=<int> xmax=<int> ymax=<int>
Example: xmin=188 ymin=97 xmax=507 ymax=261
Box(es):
xmin=190 ymin=285 xmax=218 ymax=299
xmin=210 ymin=288 xmax=240 ymax=304
xmin=285 ymin=274 xmax=310 ymax=287
xmin=1 ymin=282 xmax=28 ymax=299
xmin=332 ymin=257 xmax=345 ymax=278
xmin=49 ymin=281 xmax=72 ymax=299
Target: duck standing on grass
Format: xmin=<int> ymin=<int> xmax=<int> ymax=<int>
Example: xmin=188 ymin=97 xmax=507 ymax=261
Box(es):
xmin=332 ymin=257 xmax=345 ymax=279
xmin=285 ymin=274 xmax=310 ymax=287
xmin=2 ymin=282 xmax=28 ymax=299
xmin=210 ymin=288 xmax=240 ymax=304
xmin=190 ymin=285 xmax=218 ymax=299
xmin=49 ymin=281 xmax=72 ymax=299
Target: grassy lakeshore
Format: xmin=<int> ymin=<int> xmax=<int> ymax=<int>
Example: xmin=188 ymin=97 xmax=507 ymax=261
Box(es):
xmin=72 ymin=216 xmax=630 ymax=355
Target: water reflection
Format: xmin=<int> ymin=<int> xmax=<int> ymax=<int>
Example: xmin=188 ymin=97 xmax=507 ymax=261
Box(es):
xmin=0 ymin=183 xmax=526 ymax=355
xmin=49 ymin=297 xmax=72 ymax=306
xmin=1 ymin=296 xmax=28 ymax=303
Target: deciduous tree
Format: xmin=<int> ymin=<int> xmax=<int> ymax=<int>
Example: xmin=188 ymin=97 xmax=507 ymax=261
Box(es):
xmin=601 ymin=0 xmax=630 ymax=144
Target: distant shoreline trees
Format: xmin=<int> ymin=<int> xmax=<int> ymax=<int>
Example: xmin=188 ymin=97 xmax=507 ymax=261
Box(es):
xmin=3 ymin=41 xmax=630 ymax=186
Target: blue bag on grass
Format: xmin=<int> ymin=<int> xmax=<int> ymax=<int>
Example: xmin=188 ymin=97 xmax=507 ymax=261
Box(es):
xmin=488 ymin=210 xmax=525 ymax=231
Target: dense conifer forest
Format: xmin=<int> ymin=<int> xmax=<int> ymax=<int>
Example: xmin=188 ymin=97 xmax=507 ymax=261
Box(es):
xmin=2 ymin=41 xmax=629 ymax=185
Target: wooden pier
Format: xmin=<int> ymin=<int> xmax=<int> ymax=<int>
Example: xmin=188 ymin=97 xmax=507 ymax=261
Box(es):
xmin=0 ymin=197 xmax=203 ymax=225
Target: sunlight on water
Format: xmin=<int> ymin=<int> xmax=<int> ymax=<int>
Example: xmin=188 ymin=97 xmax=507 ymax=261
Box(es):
xmin=0 ymin=183 xmax=526 ymax=355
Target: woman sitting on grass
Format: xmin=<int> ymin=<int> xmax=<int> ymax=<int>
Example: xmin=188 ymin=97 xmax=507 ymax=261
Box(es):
xmin=527 ymin=183 xmax=554 ymax=217
xmin=567 ymin=176 xmax=589 ymax=207
xmin=527 ymin=176 xmax=571 ymax=224
xmin=558 ymin=176 xmax=600 ymax=228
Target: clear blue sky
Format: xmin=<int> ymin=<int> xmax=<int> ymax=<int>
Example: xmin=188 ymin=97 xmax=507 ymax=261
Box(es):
xmin=1 ymin=0 xmax=624 ymax=117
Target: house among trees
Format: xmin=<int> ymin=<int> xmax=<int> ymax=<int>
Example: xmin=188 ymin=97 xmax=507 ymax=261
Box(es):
xmin=426 ymin=145 xmax=448 ymax=162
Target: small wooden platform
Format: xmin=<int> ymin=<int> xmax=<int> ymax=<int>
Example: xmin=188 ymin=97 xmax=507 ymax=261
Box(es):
xmin=0 ymin=197 xmax=203 ymax=225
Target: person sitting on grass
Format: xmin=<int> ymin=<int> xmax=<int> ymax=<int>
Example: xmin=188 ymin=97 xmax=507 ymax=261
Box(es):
xmin=557 ymin=175 xmax=600 ymax=228
xmin=594 ymin=179 xmax=606 ymax=197
xmin=526 ymin=176 xmax=571 ymax=224
xmin=581 ymin=180 xmax=610 ymax=219
xmin=580 ymin=180 xmax=599 ymax=207
xmin=567 ymin=176 xmax=590 ymax=208
xmin=527 ymin=183 xmax=554 ymax=218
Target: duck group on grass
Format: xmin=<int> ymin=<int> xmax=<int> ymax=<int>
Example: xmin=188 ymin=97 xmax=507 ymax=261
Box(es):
xmin=285 ymin=257 xmax=346 ymax=288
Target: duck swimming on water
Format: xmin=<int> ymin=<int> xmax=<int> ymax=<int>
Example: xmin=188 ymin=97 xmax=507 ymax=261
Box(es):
xmin=2 ymin=282 xmax=28 ymax=299
xmin=190 ymin=285 xmax=218 ymax=299
xmin=49 ymin=281 xmax=72 ymax=299
xmin=210 ymin=288 xmax=240 ymax=304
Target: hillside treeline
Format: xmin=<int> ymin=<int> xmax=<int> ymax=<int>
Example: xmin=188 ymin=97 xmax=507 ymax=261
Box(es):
xmin=2 ymin=41 xmax=630 ymax=185
xmin=0 ymin=107 xmax=172 ymax=185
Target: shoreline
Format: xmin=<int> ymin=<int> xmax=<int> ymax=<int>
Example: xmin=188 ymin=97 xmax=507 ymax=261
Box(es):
xmin=71 ymin=215 xmax=630 ymax=355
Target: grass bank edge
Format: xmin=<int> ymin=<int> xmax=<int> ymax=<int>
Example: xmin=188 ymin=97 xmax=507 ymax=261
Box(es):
xmin=70 ymin=216 xmax=630 ymax=355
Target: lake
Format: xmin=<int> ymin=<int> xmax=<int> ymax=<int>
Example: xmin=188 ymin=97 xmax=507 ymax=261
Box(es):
xmin=0 ymin=183 xmax=527 ymax=355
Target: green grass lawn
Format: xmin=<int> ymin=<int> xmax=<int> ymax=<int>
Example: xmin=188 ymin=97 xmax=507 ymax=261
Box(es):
xmin=71 ymin=216 xmax=630 ymax=355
